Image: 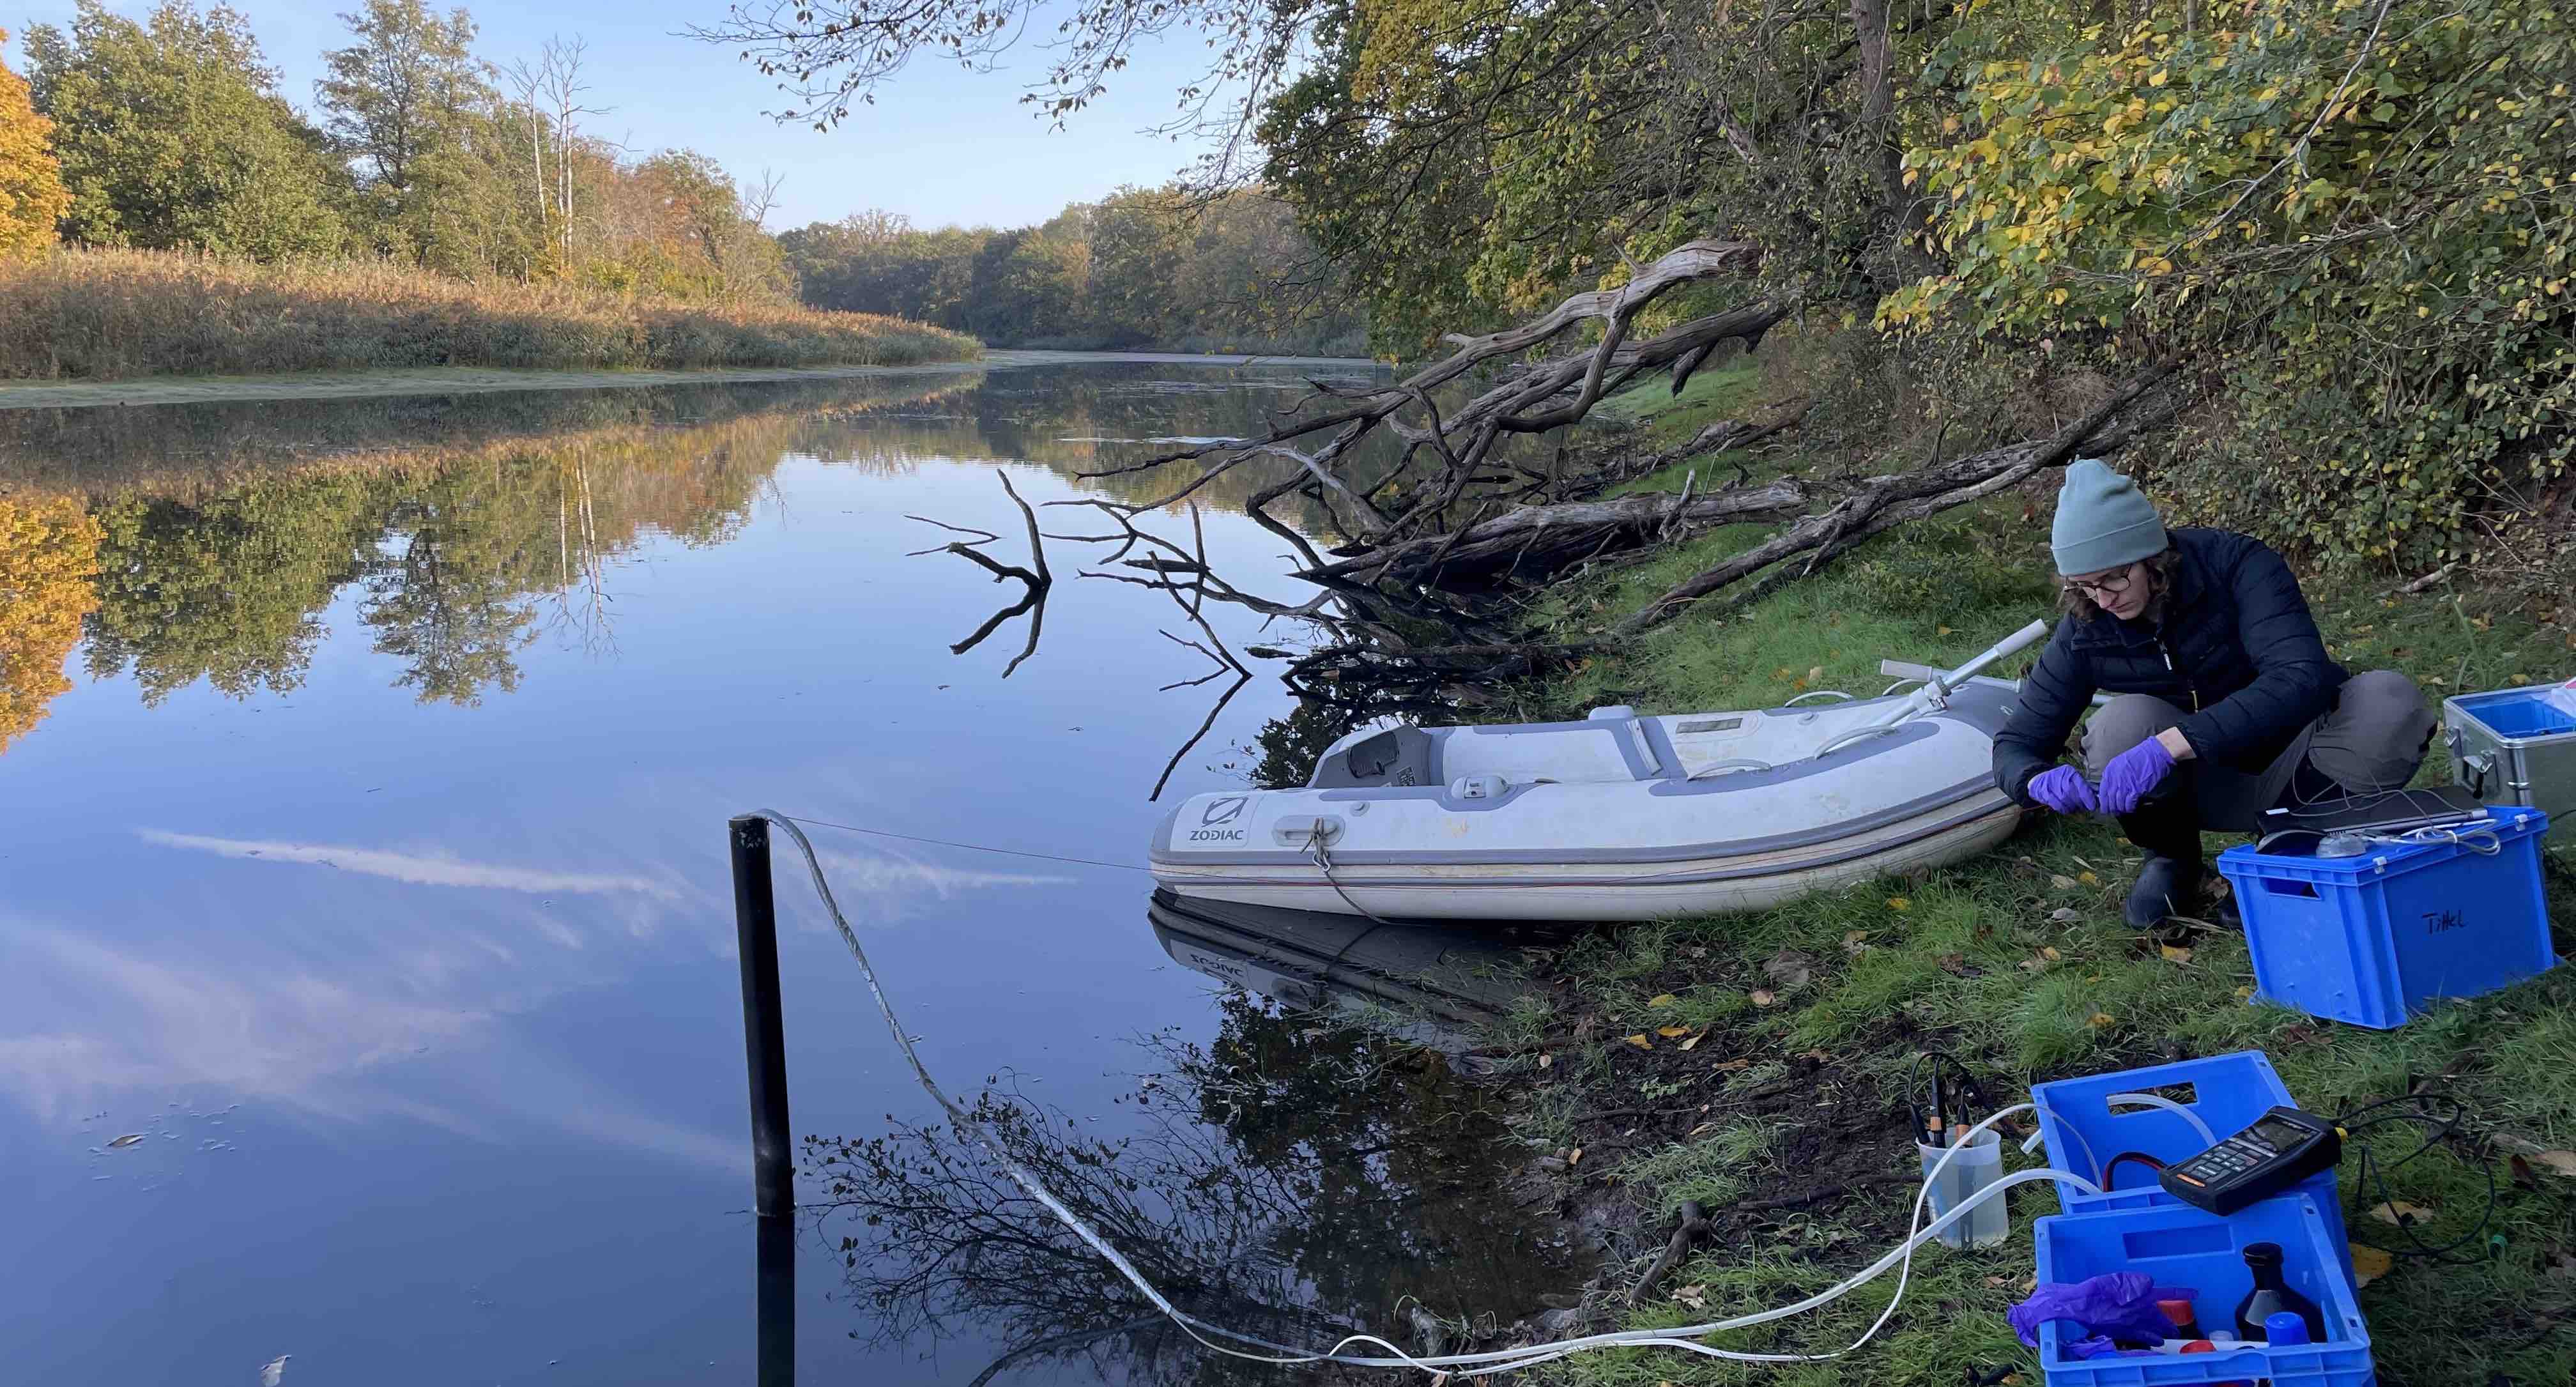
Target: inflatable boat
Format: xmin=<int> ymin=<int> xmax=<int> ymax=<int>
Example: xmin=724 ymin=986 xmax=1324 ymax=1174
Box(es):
xmin=1150 ymin=622 xmax=2049 ymax=922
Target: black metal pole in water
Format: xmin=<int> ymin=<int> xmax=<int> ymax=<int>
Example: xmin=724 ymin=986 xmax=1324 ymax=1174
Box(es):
xmin=755 ymin=1197 xmax=797 ymax=1386
xmin=731 ymin=815 xmax=797 ymax=1384
xmin=730 ymin=814 xmax=793 ymax=1219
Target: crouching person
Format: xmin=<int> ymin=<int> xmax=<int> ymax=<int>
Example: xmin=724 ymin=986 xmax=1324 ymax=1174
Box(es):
xmin=1991 ymin=460 xmax=2437 ymax=927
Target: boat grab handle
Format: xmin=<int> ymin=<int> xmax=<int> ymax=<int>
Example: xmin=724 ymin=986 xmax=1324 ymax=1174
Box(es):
xmin=1813 ymin=724 xmax=1903 ymax=759
xmin=1784 ymin=690 xmax=1853 ymax=705
xmin=1686 ymin=758 xmax=1775 ymax=781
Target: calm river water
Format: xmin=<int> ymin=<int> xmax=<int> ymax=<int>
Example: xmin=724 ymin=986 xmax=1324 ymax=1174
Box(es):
xmin=0 ymin=359 xmax=1585 ymax=1384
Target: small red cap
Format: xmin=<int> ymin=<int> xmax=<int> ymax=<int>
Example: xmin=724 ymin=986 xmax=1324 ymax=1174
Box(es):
xmin=2178 ymin=1340 xmax=2216 ymax=1354
xmin=2156 ymin=1298 xmax=2197 ymax=1328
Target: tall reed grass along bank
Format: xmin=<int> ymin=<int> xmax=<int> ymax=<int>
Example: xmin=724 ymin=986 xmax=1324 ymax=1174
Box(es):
xmin=0 ymin=249 xmax=983 ymax=380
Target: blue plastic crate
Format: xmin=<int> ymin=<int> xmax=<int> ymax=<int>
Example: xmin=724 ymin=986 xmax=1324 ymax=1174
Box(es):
xmin=2217 ymin=806 xmax=2555 ymax=1030
xmin=2029 ymin=1053 xmax=2350 ymax=1289
xmin=2033 ymin=1194 xmax=2375 ymax=1386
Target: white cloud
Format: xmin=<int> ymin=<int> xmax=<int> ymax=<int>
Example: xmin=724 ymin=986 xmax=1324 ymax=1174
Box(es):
xmin=137 ymin=830 xmax=682 ymax=900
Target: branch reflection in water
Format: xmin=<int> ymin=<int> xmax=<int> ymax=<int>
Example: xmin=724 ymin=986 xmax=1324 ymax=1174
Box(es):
xmin=797 ymin=905 xmax=1587 ymax=1385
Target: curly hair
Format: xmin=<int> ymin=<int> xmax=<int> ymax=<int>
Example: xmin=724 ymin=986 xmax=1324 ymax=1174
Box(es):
xmin=2059 ymin=548 xmax=2181 ymax=619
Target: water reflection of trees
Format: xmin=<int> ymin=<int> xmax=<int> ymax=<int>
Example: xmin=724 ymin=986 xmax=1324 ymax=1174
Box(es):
xmin=0 ymin=361 xmax=1404 ymax=720
xmin=804 ymin=992 xmax=1579 ymax=1386
xmin=0 ymin=496 xmax=102 ymax=751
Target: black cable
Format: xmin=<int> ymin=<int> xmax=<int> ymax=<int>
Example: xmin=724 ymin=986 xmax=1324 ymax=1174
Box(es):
xmin=1906 ymin=1049 xmax=1987 ymax=1146
xmin=2103 ymin=1151 xmax=2166 ymax=1188
xmin=2331 ymin=1094 xmax=2501 ymax=1265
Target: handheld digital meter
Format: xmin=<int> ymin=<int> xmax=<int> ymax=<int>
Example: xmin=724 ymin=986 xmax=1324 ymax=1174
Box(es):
xmin=2156 ymin=1106 xmax=2342 ymax=1215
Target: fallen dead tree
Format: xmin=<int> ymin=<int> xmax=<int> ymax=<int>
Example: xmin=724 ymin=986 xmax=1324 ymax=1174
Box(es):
xmin=1074 ymin=239 xmax=1785 ymax=544
xmin=1617 ymin=364 xmax=2179 ymax=633
xmin=1297 ymin=478 xmax=1808 ymax=588
xmin=908 ymin=234 xmax=2184 ymax=734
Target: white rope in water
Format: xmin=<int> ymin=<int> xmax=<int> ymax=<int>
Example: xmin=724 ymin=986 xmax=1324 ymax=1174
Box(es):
xmin=753 ymin=808 xmax=2103 ymax=1376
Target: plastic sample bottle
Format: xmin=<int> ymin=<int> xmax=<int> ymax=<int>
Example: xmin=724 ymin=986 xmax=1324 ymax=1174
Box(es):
xmin=2264 ymin=1311 xmax=2313 ymax=1346
xmin=2156 ymin=1298 xmax=2203 ymax=1340
xmin=2232 ymin=1241 xmax=2327 ymax=1342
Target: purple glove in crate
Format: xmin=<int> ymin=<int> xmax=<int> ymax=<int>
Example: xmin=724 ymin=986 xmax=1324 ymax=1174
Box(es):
xmin=2027 ymin=765 xmax=2099 ymax=815
xmin=2007 ymin=1272 xmax=2200 ymax=1360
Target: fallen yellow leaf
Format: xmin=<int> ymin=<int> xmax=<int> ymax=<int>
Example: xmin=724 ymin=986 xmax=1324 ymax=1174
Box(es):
xmin=1568 ymin=1146 xmax=1584 ymax=1166
xmin=1658 ymin=1025 xmax=1691 ymax=1038
xmin=1678 ymin=1029 xmax=1708 ymax=1052
xmin=2051 ymin=874 xmax=2078 ymax=890
xmin=2078 ymin=871 xmax=2101 ymax=886
xmin=1805 ymin=665 xmax=1825 ymax=684
xmin=2370 ymin=1200 xmax=2435 ymax=1226
xmin=1648 ymin=993 xmax=1679 ymax=1009
xmin=1936 ymin=624 xmax=1955 ymax=636
xmin=2160 ymin=943 xmax=2194 ymax=964
xmin=1625 ymin=1033 xmax=1654 ymax=1050
xmin=2234 ymin=986 xmax=2256 ymax=1001
xmin=2041 ymin=946 xmax=2064 ymax=961
xmin=1886 ymin=896 xmax=1911 ymax=911
xmin=1750 ymin=988 xmax=1778 ymax=1007
xmin=2088 ymin=1012 xmax=2117 ymax=1028
xmin=2350 ymin=1243 xmax=2395 ymax=1288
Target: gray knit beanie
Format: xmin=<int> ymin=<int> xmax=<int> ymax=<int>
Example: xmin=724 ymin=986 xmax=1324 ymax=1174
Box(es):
xmin=2051 ymin=459 xmax=2168 ymax=576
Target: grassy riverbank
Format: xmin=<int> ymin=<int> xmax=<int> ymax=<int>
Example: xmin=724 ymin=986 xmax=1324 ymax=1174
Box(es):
xmin=1464 ymin=360 xmax=2576 ymax=1384
xmin=0 ymin=249 xmax=982 ymax=381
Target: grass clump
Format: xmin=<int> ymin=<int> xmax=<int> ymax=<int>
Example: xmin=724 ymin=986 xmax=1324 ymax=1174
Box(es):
xmin=1616 ymin=1119 xmax=1777 ymax=1216
xmin=0 ymin=247 xmax=983 ymax=380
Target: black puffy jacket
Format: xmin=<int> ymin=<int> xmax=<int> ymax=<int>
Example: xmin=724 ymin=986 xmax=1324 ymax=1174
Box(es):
xmin=1992 ymin=528 xmax=2348 ymax=805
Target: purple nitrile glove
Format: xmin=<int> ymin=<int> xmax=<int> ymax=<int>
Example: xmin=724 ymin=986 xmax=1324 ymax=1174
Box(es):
xmin=2007 ymin=1272 xmax=2201 ymax=1354
xmin=2097 ymin=737 xmax=2177 ymax=815
xmin=2027 ymin=765 xmax=2099 ymax=815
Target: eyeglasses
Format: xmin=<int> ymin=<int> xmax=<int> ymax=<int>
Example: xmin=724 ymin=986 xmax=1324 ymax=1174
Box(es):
xmin=2062 ymin=563 xmax=2142 ymax=601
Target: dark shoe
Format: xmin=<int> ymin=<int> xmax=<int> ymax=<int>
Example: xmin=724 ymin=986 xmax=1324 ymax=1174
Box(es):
xmin=2125 ymin=855 xmax=2200 ymax=929
xmin=2117 ymin=792 xmax=2209 ymax=929
xmin=2124 ymin=863 xmax=2239 ymax=930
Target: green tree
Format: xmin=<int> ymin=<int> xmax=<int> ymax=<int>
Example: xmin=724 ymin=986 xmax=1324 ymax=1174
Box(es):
xmin=317 ymin=0 xmax=511 ymax=264
xmin=22 ymin=1 xmax=348 ymax=259
xmin=0 ymin=24 xmax=70 ymax=260
xmin=318 ymin=0 xmax=486 ymax=202
xmin=1087 ymin=187 xmax=1192 ymax=346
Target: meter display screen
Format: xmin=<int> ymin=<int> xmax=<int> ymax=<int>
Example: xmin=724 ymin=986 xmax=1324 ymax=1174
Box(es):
xmin=2246 ymin=1115 xmax=2310 ymax=1150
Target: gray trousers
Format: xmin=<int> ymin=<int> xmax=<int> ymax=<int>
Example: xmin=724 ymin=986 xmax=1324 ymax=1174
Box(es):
xmin=2079 ymin=670 xmax=2437 ymax=832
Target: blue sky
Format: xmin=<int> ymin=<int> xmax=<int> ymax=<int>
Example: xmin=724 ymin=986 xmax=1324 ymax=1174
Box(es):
xmin=5 ymin=1 xmax=1234 ymax=230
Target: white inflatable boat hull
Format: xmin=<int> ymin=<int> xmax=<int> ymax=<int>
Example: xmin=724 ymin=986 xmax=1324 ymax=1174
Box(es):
xmin=1150 ymin=684 xmax=2025 ymax=922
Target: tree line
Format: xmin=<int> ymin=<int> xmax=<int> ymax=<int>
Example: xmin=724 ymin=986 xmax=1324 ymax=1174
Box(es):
xmin=0 ymin=0 xmax=787 ymax=302
xmin=779 ymin=187 xmax=1369 ymax=354
xmin=711 ymin=0 xmax=2576 ymax=577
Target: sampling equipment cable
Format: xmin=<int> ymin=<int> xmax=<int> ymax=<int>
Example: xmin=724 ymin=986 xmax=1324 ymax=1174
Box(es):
xmin=747 ymin=808 xmax=2108 ymax=1377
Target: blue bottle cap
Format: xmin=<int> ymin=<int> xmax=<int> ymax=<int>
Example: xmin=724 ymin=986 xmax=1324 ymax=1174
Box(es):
xmin=2264 ymin=1310 xmax=2312 ymax=1346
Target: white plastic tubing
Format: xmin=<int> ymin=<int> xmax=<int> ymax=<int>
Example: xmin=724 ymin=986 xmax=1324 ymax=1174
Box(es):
xmin=759 ymin=809 xmax=2106 ymax=1379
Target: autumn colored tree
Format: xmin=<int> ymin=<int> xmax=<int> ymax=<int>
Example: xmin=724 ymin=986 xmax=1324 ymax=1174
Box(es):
xmin=0 ymin=494 xmax=103 ymax=753
xmin=0 ymin=26 xmax=70 ymax=260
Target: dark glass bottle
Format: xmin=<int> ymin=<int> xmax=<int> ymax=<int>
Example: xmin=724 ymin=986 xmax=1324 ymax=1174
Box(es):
xmin=2232 ymin=1242 xmax=2326 ymax=1342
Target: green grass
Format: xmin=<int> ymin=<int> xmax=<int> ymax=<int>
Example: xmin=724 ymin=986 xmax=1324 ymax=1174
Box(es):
xmin=1616 ymin=1119 xmax=1778 ymax=1215
xmin=1591 ymin=358 xmax=1765 ymax=445
xmin=1487 ymin=396 xmax=2576 ymax=1384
